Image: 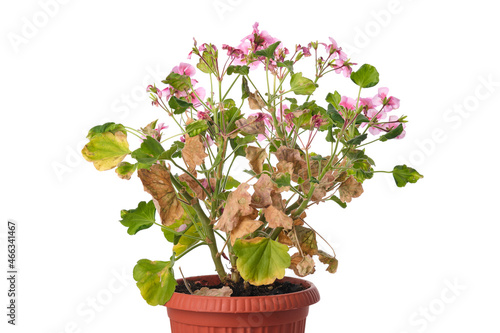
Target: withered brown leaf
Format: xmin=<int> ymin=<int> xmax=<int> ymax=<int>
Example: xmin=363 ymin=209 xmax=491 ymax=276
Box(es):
xmin=338 ymin=176 xmax=364 ymax=203
xmin=138 ymin=164 xmax=184 ymax=226
xmin=230 ymin=218 xmax=263 ymax=246
xmin=248 ymin=92 xmax=266 ymax=110
xmin=318 ymin=250 xmax=338 ymax=274
xmin=245 ymin=146 xmax=268 ymax=175
xmin=263 ymin=205 xmax=293 ymax=230
xmin=251 ymin=174 xmax=274 ymax=208
xmin=289 ymin=253 xmax=316 ymax=277
xmin=178 ymin=173 xmax=206 ymax=201
xmin=182 ymin=135 xmax=208 ymax=173
xmin=214 ymin=183 xmax=255 ymax=233
xmin=193 ymin=286 xmax=233 ymax=297
xmin=235 ymin=115 xmax=266 ymax=135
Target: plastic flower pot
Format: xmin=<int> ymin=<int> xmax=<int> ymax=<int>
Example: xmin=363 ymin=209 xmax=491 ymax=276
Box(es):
xmin=165 ymin=275 xmax=320 ymax=333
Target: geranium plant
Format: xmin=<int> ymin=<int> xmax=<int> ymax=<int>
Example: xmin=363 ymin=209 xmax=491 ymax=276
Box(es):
xmin=82 ymin=23 xmax=422 ymax=305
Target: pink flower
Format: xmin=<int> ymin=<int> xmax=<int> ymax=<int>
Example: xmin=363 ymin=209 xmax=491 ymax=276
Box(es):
xmin=360 ymin=97 xmax=386 ymax=121
xmin=383 ymin=115 xmax=406 ymax=139
xmin=222 ymin=44 xmax=244 ymax=59
xmin=311 ymin=115 xmax=327 ymax=128
xmin=155 ymin=122 xmax=168 ymax=135
xmin=180 ymin=135 xmax=186 ymax=143
xmin=158 ymin=87 xmax=172 ymax=100
xmin=296 ymin=44 xmax=311 ymax=57
xmin=172 ymin=62 xmax=196 ymax=77
xmin=321 ymin=37 xmax=348 ymax=60
xmin=334 ymin=59 xmax=354 ymax=77
xmin=373 ymin=87 xmax=400 ymax=112
xmin=340 ymin=96 xmax=356 ymax=111
xmin=197 ymin=110 xmax=211 ymax=120
xmin=204 ymin=134 xmax=214 ymax=148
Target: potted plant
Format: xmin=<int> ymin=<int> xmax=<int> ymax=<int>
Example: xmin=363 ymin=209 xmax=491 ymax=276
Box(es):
xmin=81 ymin=22 xmax=423 ymax=332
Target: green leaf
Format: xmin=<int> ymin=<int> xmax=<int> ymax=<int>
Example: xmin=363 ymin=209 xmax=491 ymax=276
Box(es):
xmin=233 ymin=237 xmax=291 ymax=286
xmin=162 ymin=72 xmax=192 ymax=91
xmin=133 ymin=257 xmax=177 ymax=306
xmin=225 ymin=176 xmax=241 ymax=190
xmin=380 ymin=124 xmax=404 ymax=142
xmin=116 ymin=162 xmax=137 ymax=180
xmin=355 ymin=114 xmax=370 ymax=124
xmin=254 ymin=41 xmax=281 ymax=60
xmin=326 ymin=91 xmax=341 ymax=109
xmin=274 ymin=173 xmax=291 ymax=188
xmin=346 ymin=133 xmax=368 ymax=145
xmin=241 ymin=76 xmax=250 ymax=99
xmin=168 ymin=96 xmax=193 ymax=114
xmin=120 ymin=201 xmax=156 ymax=235
xmin=277 ymin=60 xmax=294 ymax=73
xmin=227 ymin=65 xmax=250 ymax=76
xmin=236 ymin=135 xmax=256 ymax=146
xmin=350 ymin=64 xmax=380 ymax=88
xmin=290 ymin=72 xmax=317 ymax=95
xmin=87 ymin=122 xmax=126 ymax=139
xmin=185 ymin=120 xmax=208 ymax=137
xmin=329 ymin=195 xmax=347 ymax=208
xmin=159 ymin=141 xmax=184 ymax=161
xmin=82 ymin=132 xmax=131 ymax=171
xmin=326 ymin=126 xmax=335 ymax=142
xmin=131 ymin=136 xmax=165 ymax=165
xmin=327 ymin=104 xmax=345 ymax=127
xmin=392 ymin=165 xmax=424 ymax=187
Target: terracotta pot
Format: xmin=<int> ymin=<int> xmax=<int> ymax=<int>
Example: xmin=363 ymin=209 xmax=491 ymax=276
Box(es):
xmin=165 ymin=275 xmax=320 ymax=333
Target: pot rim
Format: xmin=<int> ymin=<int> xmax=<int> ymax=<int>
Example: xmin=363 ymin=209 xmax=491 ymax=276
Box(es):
xmin=165 ymin=274 xmax=320 ymax=313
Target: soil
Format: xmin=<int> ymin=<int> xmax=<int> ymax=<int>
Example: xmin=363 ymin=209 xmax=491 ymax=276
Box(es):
xmin=175 ymin=278 xmax=307 ymax=297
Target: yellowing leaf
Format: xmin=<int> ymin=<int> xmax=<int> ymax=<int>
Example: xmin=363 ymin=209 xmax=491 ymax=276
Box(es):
xmin=245 ymin=146 xmax=268 ymax=175
xmin=230 ymin=218 xmax=263 ymax=246
xmin=290 ymin=253 xmax=316 ymax=277
xmin=263 ymin=206 xmax=293 ymax=230
xmin=233 ymin=237 xmax=291 ymax=286
xmin=214 ymin=183 xmax=255 ymax=233
xmin=133 ymin=258 xmax=177 ymax=306
xmin=81 ymin=131 xmax=130 ymax=171
xmin=182 ymin=135 xmax=208 ymax=173
xmin=138 ymin=164 xmax=184 ymax=226
xmin=339 ymin=176 xmax=364 ymax=203
xmin=290 ymin=226 xmax=318 ymax=256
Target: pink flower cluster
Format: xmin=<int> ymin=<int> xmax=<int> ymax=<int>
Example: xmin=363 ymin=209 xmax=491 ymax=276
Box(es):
xmin=342 ymin=87 xmax=404 ymax=138
xmin=147 ymin=62 xmax=206 ymax=108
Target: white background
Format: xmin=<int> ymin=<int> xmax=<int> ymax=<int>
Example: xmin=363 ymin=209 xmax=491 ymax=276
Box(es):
xmin=1 ymin=0 xmax=499 ymax=332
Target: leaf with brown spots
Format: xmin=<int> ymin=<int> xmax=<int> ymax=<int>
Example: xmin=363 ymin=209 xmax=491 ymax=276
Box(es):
xmin=318 ymin=250 xmax=338 ymax=274
xmin=182 ymin=135 xmax=208 ymax=173
xmin=230 ymin=218 xmax=263 ymax=246
xmin=263 ymin=206 xmax=293 ymax=230
xmin=245 ymin=146 xmax=268 ymax=175
xmin=339 ymin=175 xmax=364 ymax=203
xmin=290 ymin=226 xmax=318 ymax=256
xmin=138 ymin=164 xmax=184 ymax=226
xmin=214 ymin=183 xmax=255 ymax=233
xmin=274 ymin=146 xmax=307 ymax=182
xmin=248 ymin=92 xmax=266 ymax=110
xmin=235 ymin=115 xmax=266 ymax=135
xmin=289 ymin=253 xmax=316 ymax=277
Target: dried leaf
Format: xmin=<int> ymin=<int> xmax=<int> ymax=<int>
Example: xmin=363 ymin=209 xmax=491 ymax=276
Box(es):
xmin=318 ymin=250 xmax=338 ymax=274
xmin=339 ymin=176 xmax=364 ymax=203
xmin=290 ymin=253 xmax=316 ymax=277
xmin=138 ymin=164 xmax=184 ymax=226
xmin=251 ymin=174 xmax=274 ymax=208
xmin=230 ymin=218 xmax=263 ymax=246
xmin=235 ymin=115 xmax=266 ymax=135
xmin=274 ymin=146 xmax=307 ymax=182
xmin=248 ymin=92 xmax=266 ymax=110
xmin=214 ymin=183 xmax=255 ymax=232
xmin=245 ymin=146 xmax=268 ymax=175
xmin=182 ymin=135 xmax=208 ymax=173
xmin=263 ymin=206 xmax=293 ymax=230
xmin=193 ymin=286 xmax=233 ymax=297
xmin=278 ymin=230 xmax=293 ymax=246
